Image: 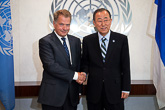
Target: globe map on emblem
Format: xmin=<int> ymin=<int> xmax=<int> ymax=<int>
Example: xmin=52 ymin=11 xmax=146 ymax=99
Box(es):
xmin=0 ymin=1 xmax=13 ymax=56
xmin=49 ymin=0 xmax=132 ymax=39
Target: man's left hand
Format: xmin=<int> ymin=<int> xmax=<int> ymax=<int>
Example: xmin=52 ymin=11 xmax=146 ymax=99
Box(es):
xmin=121 ymin=92 xmax=129 ymax=99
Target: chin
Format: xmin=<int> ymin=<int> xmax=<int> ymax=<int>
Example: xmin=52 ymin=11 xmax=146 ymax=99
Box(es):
xmin=60 ymin=34 xmax=67 ymax=37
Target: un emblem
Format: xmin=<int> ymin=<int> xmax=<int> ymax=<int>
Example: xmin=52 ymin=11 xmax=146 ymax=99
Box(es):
xmin=49 ymin=0 xmax=132 ymax=39
xmin=0 ymin=0 xmax=13 ymax=56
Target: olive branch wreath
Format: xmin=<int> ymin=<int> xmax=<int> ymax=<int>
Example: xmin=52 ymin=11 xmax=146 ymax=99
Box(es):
xmin=49 ymin=0 xmax=132 ymax=35
xmin=49 ymin=0 xmax=63 ymax=30
xmin=118 ymin=0 xmax=132 ymax=35
xmin=0 ymin=0 xmax=13 ymax=56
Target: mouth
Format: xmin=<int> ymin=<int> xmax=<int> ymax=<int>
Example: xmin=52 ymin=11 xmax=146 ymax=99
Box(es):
xmin=61 ymin=30 xmax=68 ymax=33
xmin=101 ymin=27 xmax=107 ymax=30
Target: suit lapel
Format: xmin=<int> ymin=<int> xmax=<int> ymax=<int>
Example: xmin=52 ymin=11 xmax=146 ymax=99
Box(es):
xmin=93 ymin=33 xmax=104 ymax=63
xmin=105 ymin=31 xmax=117 ymax=62
xmin=51 ymin=32 xmax=70 ymax=63
xmin=68 ymin=35 xmax=75 ymax=64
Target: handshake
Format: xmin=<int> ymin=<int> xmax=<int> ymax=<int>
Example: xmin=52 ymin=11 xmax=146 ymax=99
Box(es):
xmin=76 ymin=72 xmax=86 ymax=84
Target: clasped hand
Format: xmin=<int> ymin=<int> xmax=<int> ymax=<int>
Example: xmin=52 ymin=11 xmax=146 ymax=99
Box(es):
xmin=76 ymin=72 xmax=86 ymax=84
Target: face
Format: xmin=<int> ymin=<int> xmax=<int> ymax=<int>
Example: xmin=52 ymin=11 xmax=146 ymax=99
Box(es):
xmin=53 ymin=15 xmax=71 ymax=37
xmin=93 ymin=10 xmax=112 ymax=36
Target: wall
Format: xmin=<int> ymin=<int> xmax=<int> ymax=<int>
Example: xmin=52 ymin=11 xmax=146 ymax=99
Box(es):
xmin=10 ymin=0 xmax=156 ymax=82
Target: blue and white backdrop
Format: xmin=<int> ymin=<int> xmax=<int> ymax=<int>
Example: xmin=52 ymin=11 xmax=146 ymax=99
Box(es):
xmin=10 ymin=0 xmax=155 ymax=87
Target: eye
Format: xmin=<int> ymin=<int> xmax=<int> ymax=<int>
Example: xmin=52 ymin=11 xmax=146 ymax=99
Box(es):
xmin=97 ymin=20 xmax=102 ymax=23
xmin=59 ymin=23 xmax=64 ymax=26
xmin=66 ymin=24 xmax=70 ymax=27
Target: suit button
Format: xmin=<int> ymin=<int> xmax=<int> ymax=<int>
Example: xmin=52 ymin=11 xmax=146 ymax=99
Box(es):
xmin=103 ymin=80 xmax=104 ymax=82
xmin=103 ymin=68 xmax=106 ymax=70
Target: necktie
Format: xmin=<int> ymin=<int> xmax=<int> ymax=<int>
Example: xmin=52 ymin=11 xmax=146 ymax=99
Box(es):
xmin=61 ymin=38 xmax=70 ymax=59
xmin=101 ymin=37 xmax=106 ymax=62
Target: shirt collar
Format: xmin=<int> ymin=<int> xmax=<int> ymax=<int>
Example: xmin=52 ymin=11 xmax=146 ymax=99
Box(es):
xmin=54 ymin=31 xmax=68 ymax=40
xmin=98 ymin=30 xmax=111 ymax=41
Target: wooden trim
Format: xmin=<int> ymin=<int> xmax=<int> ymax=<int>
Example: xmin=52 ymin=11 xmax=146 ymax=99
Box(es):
xmin=130 ymin=80 xmax=156 ymax=95
xmin=15 ymin=80 xmax=156 ymax=97
xmin=15 ymin=81 xmax=40 ymax=97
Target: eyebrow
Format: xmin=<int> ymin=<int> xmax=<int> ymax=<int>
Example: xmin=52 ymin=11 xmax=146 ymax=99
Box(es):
xmin=104 ymin=17 xmax=108 ymax=19
xmin=97 ymin=17 xmax=109 ymax=20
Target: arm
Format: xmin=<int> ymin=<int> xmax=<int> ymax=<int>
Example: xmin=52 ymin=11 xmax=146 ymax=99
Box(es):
xmin=81 ymin=37 xmax=89 ymax=73
xmin=39 ymin=38 xmax=74 ymax=83
xmin=121 ymin=36 xmax=131 ymax=94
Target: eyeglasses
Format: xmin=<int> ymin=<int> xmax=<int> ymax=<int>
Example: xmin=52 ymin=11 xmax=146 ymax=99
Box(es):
xmin=96 ymin=19 xmax=111 ymax=24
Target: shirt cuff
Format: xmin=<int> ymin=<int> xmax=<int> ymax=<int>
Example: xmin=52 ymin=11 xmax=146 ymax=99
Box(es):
xmin=73 ymin=72 xmax=78 ymax=80
xmin=122 ymin=91 xmax=130 ymax=94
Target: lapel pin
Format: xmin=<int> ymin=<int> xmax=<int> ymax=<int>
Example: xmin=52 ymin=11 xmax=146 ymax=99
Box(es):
xmin=112 ymin=40 xmax=115 ymax=42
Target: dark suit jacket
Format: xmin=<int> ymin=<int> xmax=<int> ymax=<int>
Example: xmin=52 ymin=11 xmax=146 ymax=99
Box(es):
xmin=38 ymin=32 xmax=81 ymax=107
xmin=81 ymin=31 xmax=131 ymax=104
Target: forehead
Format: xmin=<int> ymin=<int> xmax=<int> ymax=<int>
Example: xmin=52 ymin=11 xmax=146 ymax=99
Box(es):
xmin=57 ymin=15 xmax=71 ymax=23
xmin=95 ymin=11 xmax=110 ymax=19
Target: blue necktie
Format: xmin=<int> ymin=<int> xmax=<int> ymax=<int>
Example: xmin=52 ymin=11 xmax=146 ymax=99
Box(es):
xmin=101 ymin=38 xmax=107 ymax=62
xmin=61 ymin=38 xmax=70 ymax=59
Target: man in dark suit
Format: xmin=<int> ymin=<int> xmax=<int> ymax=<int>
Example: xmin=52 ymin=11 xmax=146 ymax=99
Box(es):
xmin=38 ymin=9 xmax=86 ymax=110
xmin=81 ymin=8 xmax=131 ymax=110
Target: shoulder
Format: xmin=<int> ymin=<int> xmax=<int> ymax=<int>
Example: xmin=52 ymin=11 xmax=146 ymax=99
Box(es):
xmin=111 ymin=31 xmax=128 ymax=45
xmin=83 ymin=32 xmax=98 ymax=41
xmin=39 ymin=32 xmax=55 ymax=42
xmin=68 ymin=34 xmax=80 ymax=40
xmin=68 ymin=34 xmax=81 ymax=43
xmin=111 ymin=31 xmax=127 ymax=39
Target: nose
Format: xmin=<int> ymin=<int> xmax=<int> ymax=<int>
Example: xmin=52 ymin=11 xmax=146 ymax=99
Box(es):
xmin=101 ymin=21 xmax=105 ymax=26
xmin=63 ymin=25 xmax=67 ymax=30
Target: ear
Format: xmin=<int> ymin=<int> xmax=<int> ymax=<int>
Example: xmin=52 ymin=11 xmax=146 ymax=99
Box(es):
xmin=93 ymin=20 xmax=96 ymax=26
xmin=110 ymin=19 xmax=112 ymax=25
xmin=53 ymin=21 xmax=56 ymax=29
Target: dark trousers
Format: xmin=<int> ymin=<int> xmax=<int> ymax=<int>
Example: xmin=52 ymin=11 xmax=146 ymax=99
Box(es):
xmin=42 ymin=93 xmax=77 ymax=110
xmin=87 ymin=85 xmax=124 ymax=110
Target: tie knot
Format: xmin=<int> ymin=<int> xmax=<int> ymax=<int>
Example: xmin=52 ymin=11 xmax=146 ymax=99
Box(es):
xmin=102 ymin=37 xmax=106 ymax=42
xmin=61 ymin=37 xmax=66 ymax=41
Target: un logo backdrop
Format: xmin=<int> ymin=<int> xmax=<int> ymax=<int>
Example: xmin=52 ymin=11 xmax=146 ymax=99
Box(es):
xmin=0 ymin=1 xmax=13 ymax=56
xmin=49 ymin=0 xmax=132 ymax=39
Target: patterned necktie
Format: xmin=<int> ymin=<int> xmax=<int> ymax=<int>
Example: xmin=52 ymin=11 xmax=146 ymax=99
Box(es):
xmin=101 ymin=37 xmax=107 ymax=63
xmin=61 ymin=38 xmax=70 ymax=59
